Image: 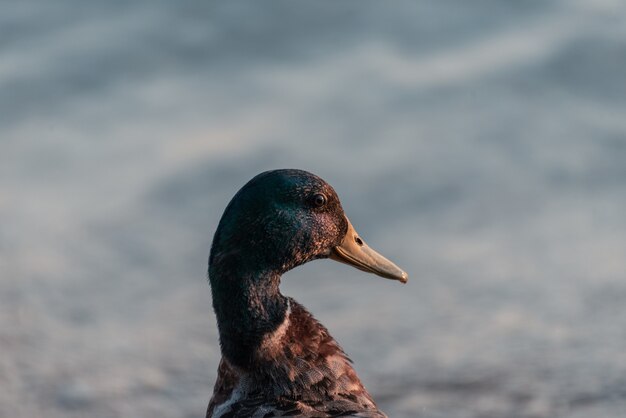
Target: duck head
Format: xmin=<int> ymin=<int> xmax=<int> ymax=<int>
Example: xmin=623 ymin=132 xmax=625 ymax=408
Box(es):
xmin=209 ymin=169 xmax=408 ymax=283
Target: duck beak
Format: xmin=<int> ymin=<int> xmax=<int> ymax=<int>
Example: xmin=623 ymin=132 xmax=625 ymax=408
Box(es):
xmin=330 ymin=217 xmax=408 ymax=283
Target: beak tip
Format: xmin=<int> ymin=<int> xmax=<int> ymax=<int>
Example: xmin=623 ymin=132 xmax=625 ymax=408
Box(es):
xmin=399 ymin=272 xmax=409 ymax=284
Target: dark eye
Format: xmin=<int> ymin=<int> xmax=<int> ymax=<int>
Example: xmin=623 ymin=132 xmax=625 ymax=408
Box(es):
xmin=312 ymin=193 xmax=327 ymax=208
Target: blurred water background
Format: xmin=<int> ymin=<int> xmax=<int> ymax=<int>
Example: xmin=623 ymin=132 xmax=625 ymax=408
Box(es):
xmin=2 ymin=1 xmax=626 ymax=417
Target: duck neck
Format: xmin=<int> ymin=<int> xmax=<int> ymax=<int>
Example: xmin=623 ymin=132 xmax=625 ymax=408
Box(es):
xmin=209 ymin=266 xmax=289 ymax=370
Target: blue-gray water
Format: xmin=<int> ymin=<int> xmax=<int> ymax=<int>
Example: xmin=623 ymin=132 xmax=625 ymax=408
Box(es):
xmin=2 ymin=1 xmax=626 ymax=417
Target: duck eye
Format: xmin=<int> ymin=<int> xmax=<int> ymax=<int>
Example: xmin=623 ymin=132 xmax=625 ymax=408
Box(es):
xmin=312 ymin=193 xmax=327 ymax=208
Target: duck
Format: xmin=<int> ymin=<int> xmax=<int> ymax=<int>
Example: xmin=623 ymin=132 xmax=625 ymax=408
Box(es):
xmin=206 ymin=169 xmax=408 ymax=418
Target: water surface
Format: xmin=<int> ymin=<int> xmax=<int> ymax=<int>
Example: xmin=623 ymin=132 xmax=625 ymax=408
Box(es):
xmin=2 ymin=1 xmax=626 ymax=417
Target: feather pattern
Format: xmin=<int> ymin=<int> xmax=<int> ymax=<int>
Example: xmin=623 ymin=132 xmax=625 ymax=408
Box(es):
xmin=207 ymin=300 xmax=386 ymax=418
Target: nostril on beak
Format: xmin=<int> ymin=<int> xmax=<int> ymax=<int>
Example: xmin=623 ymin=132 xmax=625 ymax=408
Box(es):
xmin=354 ymin=236 xmax=364 ymax=247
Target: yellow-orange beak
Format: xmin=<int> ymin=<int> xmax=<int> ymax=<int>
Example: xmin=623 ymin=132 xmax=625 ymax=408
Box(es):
xmin=330 ymin=217 xmax=408 ymax=283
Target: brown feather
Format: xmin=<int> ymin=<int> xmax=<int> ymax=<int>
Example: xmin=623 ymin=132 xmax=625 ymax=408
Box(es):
xmin=207 ymin=299 xmax=385 ymax=417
